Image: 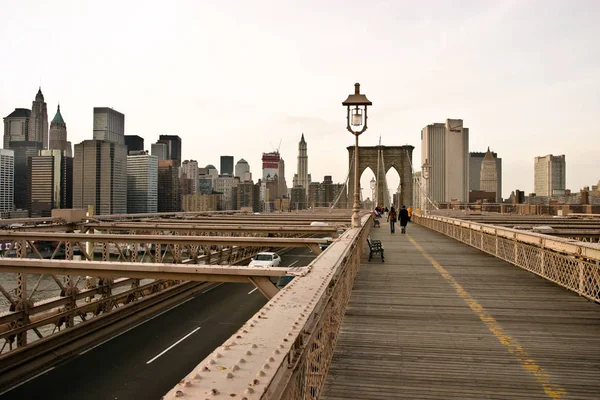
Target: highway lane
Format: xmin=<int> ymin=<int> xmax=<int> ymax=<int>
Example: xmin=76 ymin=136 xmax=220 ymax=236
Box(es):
xmin=2 ymin=247 xmax=313 ymax=400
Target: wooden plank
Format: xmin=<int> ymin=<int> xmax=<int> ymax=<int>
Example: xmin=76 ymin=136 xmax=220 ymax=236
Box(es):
xmin=321 ymin=223 xmax=600 ymax=399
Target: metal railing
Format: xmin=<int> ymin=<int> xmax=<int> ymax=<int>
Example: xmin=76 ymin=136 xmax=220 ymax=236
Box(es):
xmin=414 ymin=214 xmax=600 ymax=302
xmin=162 ymin=214 xmax=371 ymax=399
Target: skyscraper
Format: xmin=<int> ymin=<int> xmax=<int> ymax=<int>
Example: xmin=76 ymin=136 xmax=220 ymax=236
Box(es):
xmin=180 ymin=160 xmax=199 ymax=193
xmin=220 ymin=155 xmax=234 ymax=176
xmin=469 ymin=149 xmax=502 ymax=202
xmin=3 ymin=108 xmax=30 ymax=148
xmin=48 ymin=105 xmax=72 ymax=157
xmin=124 ymin=135 xmax=144 ymax=154
xmin=127 ymin=151 xmax=158 ymax=213
xmin=262 ymin=152 xmax=280 ymax=181
xmin=28 ymin=88 xmax=49 ymax=148
xmin=73 ymin=140 xmax=127 ymax=214
xmin=480 ymin=148 xmax=498 ymax=199
xmin=421 ymin=119 xmax=469 ymax=203
xmin=534 ymin=154 xmax=566 ymax=196
xmin=235 ymin=158 xmax=250 ymax=179
xmin=93 ymin=107 xmax=125 ymax=144
xmin=29 ymin=150 xmax=73 ymax=217
xmin=0 ymin=149 xmax=14 ymax=213
xmin=296 ymin=134 xmax=309 ymax=192
xmin=11 ymin=141 xmax=43 ymax=211
xmin=158 ymin=160 xmax=181 ymax=212
xmin=151 ymin=142 xmax=168 ymax=160
xmin=157 ymin=135 xmax=182 ymax=165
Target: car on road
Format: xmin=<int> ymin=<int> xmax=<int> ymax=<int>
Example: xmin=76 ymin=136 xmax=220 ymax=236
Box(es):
xmin=249 ymin=252 xmax=281 ymax=267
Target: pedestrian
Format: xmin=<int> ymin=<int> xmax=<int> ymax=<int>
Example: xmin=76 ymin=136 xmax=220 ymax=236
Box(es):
xmin=387 ymin=206 xmax=397 ymax=234
xmin=407 ymin=206 xmax=413 ymax=222
xmin=399 ymin=205 xmax=409 ymax=234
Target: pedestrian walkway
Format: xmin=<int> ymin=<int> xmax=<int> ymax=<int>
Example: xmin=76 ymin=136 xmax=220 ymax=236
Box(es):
xmin=322 ymin=222 xmax=600 ymax=399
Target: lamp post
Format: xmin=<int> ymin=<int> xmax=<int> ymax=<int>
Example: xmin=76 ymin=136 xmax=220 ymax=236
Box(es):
xmin=422 ymin=160 xmax=431 ymax=215
xmin=370 ymin=177 xmax=376 ymax=207
xmin=343 ymin=83 xmax=372 ymax=228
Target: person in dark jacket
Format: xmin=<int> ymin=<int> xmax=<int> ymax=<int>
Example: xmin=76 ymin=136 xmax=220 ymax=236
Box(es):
xmin=399 ymin=205 xmax=409 ymax=234
xmin=387 ymin=206 xmax=397 ymax=233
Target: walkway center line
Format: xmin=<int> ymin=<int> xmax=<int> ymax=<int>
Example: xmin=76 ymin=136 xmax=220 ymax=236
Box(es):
xmin=248 ymin=287 xmax=258 ymax=294
xmin=407 ymin=235 xmax=566 ymax=400
xmin=146 ymin=327 xmax=201 ymax=365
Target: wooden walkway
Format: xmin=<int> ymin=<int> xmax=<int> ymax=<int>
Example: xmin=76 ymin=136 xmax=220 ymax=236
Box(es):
xmin=321 ymin=222 xmax=600 ymax=399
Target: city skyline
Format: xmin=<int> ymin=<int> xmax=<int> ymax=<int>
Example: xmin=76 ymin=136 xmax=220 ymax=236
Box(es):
xmin=1 ymin=1 xmax=599 ymax=198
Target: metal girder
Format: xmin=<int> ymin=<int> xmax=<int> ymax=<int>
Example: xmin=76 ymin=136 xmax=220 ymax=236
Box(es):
xmin=248 ymin=276 xmax=279 ymax=299
xmin=0 ymin=258 xmax=301 ymax=282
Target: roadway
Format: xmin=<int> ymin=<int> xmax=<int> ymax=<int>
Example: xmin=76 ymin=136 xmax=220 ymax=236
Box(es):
xmin=1 ymin=247 xmax=314 ymax=400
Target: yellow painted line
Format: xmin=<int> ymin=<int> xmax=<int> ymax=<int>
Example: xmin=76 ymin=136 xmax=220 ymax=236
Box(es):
xmin=407 ymin=235 xmax=566 ymax=399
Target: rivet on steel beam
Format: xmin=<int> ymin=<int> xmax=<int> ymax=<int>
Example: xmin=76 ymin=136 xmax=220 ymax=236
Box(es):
xmin=251 ymin=378 xmax=260 ymax=385
xmin=194 ymin=373 xmax=202 ymax=380
xmin=226 ymin=372 xmax=234 ymax=379
xmin=252 ymin=344 xmax=258 ymax=348
xmin=245 ymin=387 xmax=255 ymax=394
xmin=257 ymin=370 xmax=265 ymax=377
xmin=185 ymin=381 xmax=192 ymax=387
xmin=250 ymin=324 xmax=254 ymax=327
xmin=209 ymin=359 xmax=216 ymax=364
xmin=239 ymin=358 xmax=246 ymax=363
xmin=232 ymin=364 xmax=240 ymax=371
xmin=215 ymin=353 xmax=222 ymax=358
xmin=211 ymin=388 xmax=219 ymax=395
xmin=175 ymin=390 xmax=184 ymax=397
xmin=273 ymin=349 xmax=280 ymax=354
xmin=202 ymin=366 xmax=210 ymax=371
xmin=279 ymin=344 xmax=285 ymax=349
xmin=245 ymin=350 xmax=252 ymax=355
xmin=263 ymin=363 xmax=270 ymax=369
xmin=268 ymin=357 xmax=275 ymax=362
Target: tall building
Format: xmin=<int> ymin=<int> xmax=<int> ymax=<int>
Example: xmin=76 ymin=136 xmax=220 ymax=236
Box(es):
xmin=469 ymin=149 xmax=502 ymax=202
xmin=28 ymin=88 xmax=49 ymax=148
xmin=157 ymin=135 xmax=182 ymax=165
xmin=3 ymin=108 xmax=30 ymax=148
xmin=124 ymin=135 xmax=144 ymax=154
xmin=127 ymin=151 xmax=158 ymax=213
xmin=534 ymin=154 xmax=566 ymax=196
xmin=480 ymin=148 xmax=498 ymax=199
xmin=421 ymin=119 xmax=469 ymax=203
xmin=220 ymin=155 xmax=234 ymax=176
xmin=180 ymin=160 xmax=199 ymax=193
xmin=278 ymin=158 xmax=288 ymax=197
xmin=0 ymin=149 xmax=14 ymax=213
xmin=11 ymin=141 xmax=43 ymax=212
xmin=73 ymin=140 xmax=127 ymax=214
xmin=93 ymin=107 xmax=125 ymax=144
xmin=215 ymin=175 xmax=239 ymax=210
xmin=158 ymin=160 xmax=180 ymax=212
xmin=151 ymin=142 xmax=168 ymax=160
xmin=235 ymin=158 xmax=250 ymax=179
xmin=296 ymin=134 xmax=309 ymax=192
xmin=235 ymin=181 xmax=256 ymax=210
xmin=48 ymin=105 xmax=72 ymax=157
xmin=262 ymin=152 xmax=280 ymax=181
xmin=29 ymin=150 xmax=73 ymax=217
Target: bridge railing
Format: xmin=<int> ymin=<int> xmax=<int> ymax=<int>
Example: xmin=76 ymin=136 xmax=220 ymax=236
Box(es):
xmin=162 ymin=214 xmax=372 ymax=399
xmin=414 ymin=214 xmax=600 ymax=302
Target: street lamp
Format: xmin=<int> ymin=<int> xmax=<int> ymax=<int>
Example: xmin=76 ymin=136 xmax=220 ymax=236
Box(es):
xmin=421 ymin=160 xmax=431 ymax=214
xmin=370 ymin=177 xmax=376 ymax=207
xmin=343 ymin=82 xmax=372 ymax=228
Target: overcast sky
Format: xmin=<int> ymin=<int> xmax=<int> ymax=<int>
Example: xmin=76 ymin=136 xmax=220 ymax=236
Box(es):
xmin=1 ymin=0 xmax=598 ymax=199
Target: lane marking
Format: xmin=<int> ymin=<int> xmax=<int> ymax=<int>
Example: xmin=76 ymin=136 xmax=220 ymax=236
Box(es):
xmin=146 ymin=327 xmax=201 ymax=364
xmin=79 ymin=297 xmax=196 ymax=356
xmin=407 ymin=235 xmax=567 ymax=400
xmin=202 ymin=282 xmax=223 ymax=294
xmin=0 ymin=367 xmax=55 ymax=396
xmin=287 ymin=260 xmax=299 ymax=268
xmin=248 ymin=287 xmax=258 ymax=294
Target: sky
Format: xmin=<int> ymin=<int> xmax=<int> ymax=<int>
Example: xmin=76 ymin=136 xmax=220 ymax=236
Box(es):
xmin=1 ymin=0 xmax=598 ymax=200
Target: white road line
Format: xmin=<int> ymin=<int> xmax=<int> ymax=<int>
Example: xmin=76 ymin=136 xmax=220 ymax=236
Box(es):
xmin=202 ymin=282 xmax=223 ymax=294
xmin=0 ymin=367 xmax=55 ymax=396
xmin=287 ymin=260 xmax=299 ymax=268
xmin=146 ymin=327 xmax=201 ymax=364
xmin=79 ymin=296 xmax=196 ymax=356
xmin=248 ymin=287 xmax=258 ymax=294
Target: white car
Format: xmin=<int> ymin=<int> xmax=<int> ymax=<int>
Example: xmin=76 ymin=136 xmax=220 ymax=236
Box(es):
xmin=249 ymin=252 xmax=281 ymax=267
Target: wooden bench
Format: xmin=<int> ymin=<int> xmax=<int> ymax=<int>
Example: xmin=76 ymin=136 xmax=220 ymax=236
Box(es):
xmin=367 ymin=236 xmax=384 ymax=262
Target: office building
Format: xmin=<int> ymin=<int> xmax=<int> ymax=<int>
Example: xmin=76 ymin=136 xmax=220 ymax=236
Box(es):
xmin=295 ymin=134 xmax=309 ymax=192
xmin=220 ymin=155 xmax=234 ymax=176
xmin=127 ymin=151 xmax=158 ymax=213
xmin=158 ymin=160 xmax=180 ymax=212
xmin=3 ymin=108 xmax=30 ymax=148
xmin=480 ymin=148 xmax=498 ymax=198
xmin=93 ymin=107 xmax=125 ymax=144
xmin=151 ymin=142 xmax=168 ymax=160
xmin=278 ymin=158 xmax=288 ymax=197
xmin=11 ymin=141 xmax=43 ymax=212
xmin=48 ymin=105 xmax=72 ymax=157
xmin=0 ymin=149 xmax=14 ymax=213
xmin=73 ymin=140 xmax=127 ymax=215
xmin=29 ymin=150 xmax=73 ymax=217
xmin=28 ymin=88 xmax=49 ymax=148
xmin=125 ymin=135 xmax=144 ymax=154
xmin=182 ymin=193 xmax=219 ymax=212
xmin=421 ymin=118 xmax=469 ymax=203
xmin=234 ymin=181 xmax=256 ymax=211
xmin=157 ymin=135 xmax=182 ymax=165
xmin=469 ymin=149 xmax=502 ymax=202
xmin=262 ymin=151 xmax=280 ymax=181
xmin=215 ymin=175 xmax=239 ymax=210
xmin=235 ymin=158 xmax=250 ymax=179
xmin=180 ymin=160 xmax=199 ymax=193
xmin=534 ymin=154 xmax=566 ymax=196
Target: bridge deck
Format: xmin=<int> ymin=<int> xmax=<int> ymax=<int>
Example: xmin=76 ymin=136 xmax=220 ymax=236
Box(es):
xmin=322 ymin=222 xmax=600 ymax=399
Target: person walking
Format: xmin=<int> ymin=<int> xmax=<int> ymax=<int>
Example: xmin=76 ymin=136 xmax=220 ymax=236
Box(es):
xmin=399 ymin=205 xmax=409 ymax=234
xmin=387 ymin=206 xmax=397 ymax=234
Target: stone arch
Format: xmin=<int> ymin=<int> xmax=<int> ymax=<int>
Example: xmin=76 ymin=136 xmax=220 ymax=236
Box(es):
xmin=348 ymin=145 xmax=414 ymax=209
